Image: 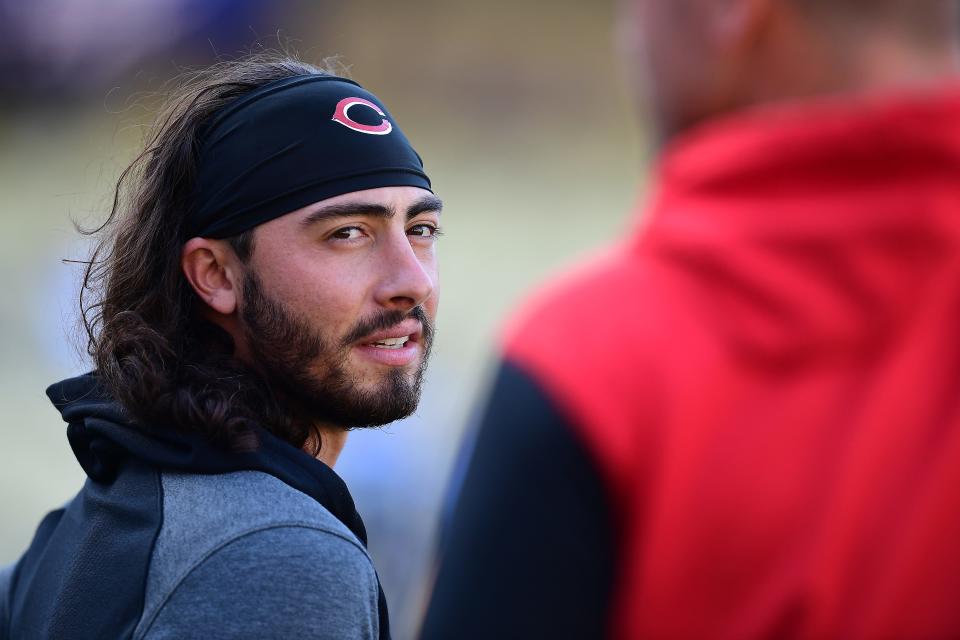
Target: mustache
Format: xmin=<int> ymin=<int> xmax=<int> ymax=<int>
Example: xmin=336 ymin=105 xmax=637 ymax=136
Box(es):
xmin=340 ymin=306 xmax=433 ymax=347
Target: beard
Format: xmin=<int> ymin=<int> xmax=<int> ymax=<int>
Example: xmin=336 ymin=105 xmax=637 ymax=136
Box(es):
xmin=239 ymin=270 xmax=433 ymax=429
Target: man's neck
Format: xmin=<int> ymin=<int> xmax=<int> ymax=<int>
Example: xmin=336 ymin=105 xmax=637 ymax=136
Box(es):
xmin=662 ymin=30 xmax=960 ymax=147
xmin=307 ymin=426 xmax=349 ymax=468
xmin=745 ymin=28 xmax=960 ymax=118
xmin=843 ymin=37 xmax=960 ymax=95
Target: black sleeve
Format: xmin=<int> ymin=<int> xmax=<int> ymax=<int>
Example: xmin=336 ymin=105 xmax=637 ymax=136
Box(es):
xmin=420 ymin=360 xmax=616 ymax=640
xmin=0 ymin=561 xmax=13 ymax=640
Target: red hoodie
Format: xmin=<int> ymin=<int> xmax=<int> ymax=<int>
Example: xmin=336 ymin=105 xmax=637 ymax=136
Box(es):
xmin=423 ymin=89 xmax=960 ymax=640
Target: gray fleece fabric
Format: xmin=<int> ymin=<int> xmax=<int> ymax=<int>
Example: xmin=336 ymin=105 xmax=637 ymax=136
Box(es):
xmin=133 ymin=470 xmax=379 ymax=639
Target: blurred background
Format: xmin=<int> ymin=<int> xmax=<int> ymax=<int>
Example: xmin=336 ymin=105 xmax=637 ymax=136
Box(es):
xmin=0 ymin=1 xmax=642 ymax=637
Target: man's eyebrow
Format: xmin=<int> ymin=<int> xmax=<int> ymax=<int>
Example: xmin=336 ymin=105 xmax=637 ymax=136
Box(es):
xmin=299 ymin=194 xmax=443 ymax=229
xmin=299 ymin=202 xmax=394 ymax=228
xmin=406 ymin=194 xmax=443 ymax=220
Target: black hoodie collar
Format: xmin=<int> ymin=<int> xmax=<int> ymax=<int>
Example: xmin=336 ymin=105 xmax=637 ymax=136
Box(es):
xmin=46 ymin=371 xmax=392 ymax=639
xmin=46 ymin=372 xmax=367 ymax=543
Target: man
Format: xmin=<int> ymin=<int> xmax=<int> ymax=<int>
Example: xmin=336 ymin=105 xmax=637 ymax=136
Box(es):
xmin=422 ymin=1 xmax=960 ymax=638
xmin=0 ymin=55 xmax=441 ymax=639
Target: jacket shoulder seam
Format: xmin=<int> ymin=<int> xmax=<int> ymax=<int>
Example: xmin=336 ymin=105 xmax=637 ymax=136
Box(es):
xmin=134 ymin=523 xmax=372 ymax=639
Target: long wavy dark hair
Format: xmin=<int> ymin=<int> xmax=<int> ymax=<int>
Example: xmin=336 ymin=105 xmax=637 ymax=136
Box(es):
xmin=81 ymin=53 xmax=335 ymax=453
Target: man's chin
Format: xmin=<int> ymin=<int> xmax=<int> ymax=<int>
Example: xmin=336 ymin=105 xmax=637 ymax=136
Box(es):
xmin=353 ymin=369 xmax=422 ymax=405
xmin=309 ymin=366 xmax=424 ymax=429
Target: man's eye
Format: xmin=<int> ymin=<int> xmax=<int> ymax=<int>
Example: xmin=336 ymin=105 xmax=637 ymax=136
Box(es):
xmin=408 ymin=224 xmax=442 ymax=238
xmin=331 ymin=227 xmax=365 ymax=240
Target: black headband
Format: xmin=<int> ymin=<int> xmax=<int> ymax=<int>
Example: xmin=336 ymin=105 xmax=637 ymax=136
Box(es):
xmin=187 ymin=74 xmax=432 ymax=239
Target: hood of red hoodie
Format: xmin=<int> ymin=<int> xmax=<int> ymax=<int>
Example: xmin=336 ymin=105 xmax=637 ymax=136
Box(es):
xmin=641 ymin=87 xmax=960 ymax=366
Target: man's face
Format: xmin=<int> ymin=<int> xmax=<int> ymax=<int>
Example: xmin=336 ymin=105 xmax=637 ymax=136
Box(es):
xmin=620 ymin=0 xmax=729 ymax=141
xmin=237 ymin=186 xmax=441 ymax=429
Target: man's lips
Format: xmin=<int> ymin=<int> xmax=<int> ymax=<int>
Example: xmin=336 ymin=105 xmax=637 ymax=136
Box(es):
xmin=356 ymin=319 xmax=423 ymax=346
xmin=352 ymin=319 xmax=423 ymax=367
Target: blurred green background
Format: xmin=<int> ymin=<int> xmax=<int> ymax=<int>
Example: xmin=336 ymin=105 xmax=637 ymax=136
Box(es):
xmin=0 ymin=1 xmax=643 ymax=636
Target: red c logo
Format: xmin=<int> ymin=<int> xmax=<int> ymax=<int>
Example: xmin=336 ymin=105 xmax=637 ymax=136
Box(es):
xmin=331 ymin=97 xmax=393 ymax=135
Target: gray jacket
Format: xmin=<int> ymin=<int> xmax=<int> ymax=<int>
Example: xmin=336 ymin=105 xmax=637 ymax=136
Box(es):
xmin=2 ymin=470 xmax=379 ymax=640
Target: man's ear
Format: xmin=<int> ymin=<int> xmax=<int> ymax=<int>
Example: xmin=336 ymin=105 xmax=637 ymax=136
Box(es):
xmin=181 ymin=237 xmax=242 ymax=316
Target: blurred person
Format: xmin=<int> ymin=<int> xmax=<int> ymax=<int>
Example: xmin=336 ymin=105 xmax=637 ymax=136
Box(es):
xmin=421 ymin=0 xmax=960 ymax=638
xmin=0 ymin=54 xmax=441 ymax=640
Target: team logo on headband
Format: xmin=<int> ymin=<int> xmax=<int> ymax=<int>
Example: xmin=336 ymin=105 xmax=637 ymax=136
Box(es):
xmin=332 ymin=97 xmax=393 ymax=135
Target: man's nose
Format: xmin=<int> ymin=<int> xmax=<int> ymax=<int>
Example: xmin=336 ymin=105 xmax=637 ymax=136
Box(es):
xmin=374 ymin=233 xmax=435 ymax=312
